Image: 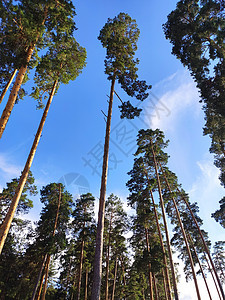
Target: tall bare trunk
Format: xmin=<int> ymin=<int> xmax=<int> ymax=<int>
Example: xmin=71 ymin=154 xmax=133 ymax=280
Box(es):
xmin=177 ymin=187 xmax=225 ymax=300
xmin=41 ymin=255 xmax=51 ymax=300
xmin=0 ymin=80 xmax=58 ymax=254
xmin=149 ymin=188 xmax=171 ymax=300
xmin=187 ymin=233 xmax=213 ymax=300
xmin=0 ymin=69 xmax=17 ymax=105
xmin=145 ymin=227 xmax=153 ymax=300
xmin=84 ymin=268 xmax=88 ymax=300
xmin=162 ymin=269 xmax=169 ymax=300
xmin=91 ymin=77 xmax=115 ymax=300
xmin=150 ymin=140 xmax=179 ymax=300
xmin=0 ymin=46 xmax=35 ymax=138
xmin=31 ymin=254 xmax=48 ymax=300
xmin=77 ymin=240 xmax=85 ymax=300
xmin=204 ymin=253 xmax=222 ymax=300
xmin=159 ymin=162 xmax=201 ymax=300
xmin=105 ymin=212 xmax=113 ymax=300
xmin=111 ymin=257 xmax=118 ymax=300
xmin=36 ymin=260 xmax=49 ymax=300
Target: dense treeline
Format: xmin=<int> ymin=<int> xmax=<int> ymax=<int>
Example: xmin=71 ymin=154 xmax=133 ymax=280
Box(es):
xmin=0 ymin=0 xmax=225 ymax=299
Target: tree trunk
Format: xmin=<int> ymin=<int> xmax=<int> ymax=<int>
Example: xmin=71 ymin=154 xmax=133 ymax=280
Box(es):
xmin=187 ymin=233 xmax=213 ymax=300
xmin=91 ymin=77 xmax=115 ymax=300
xmin=0 ymin=80 xmax=58 ymax=254
xmin=204 ymin=253 xmax=222 ymax=300
xmin=0 ymin=69 xmax=17 ymax=105
xmin=149 ymin=188 xmax=171 ymax=300
xmin=41 ymin=183 xmax=62 ymax=300
xmin=150 ymin=140 xmax=179 ymax=300
xmin=158 ymin=162 xmax=201 ymax=300
xmin=41 ymin=255 xmax=51 ymax=300
xmin=152 ymin=273 xmax=159 ymax=300
xmin=31 ymin=254 xmax=48 ymax=300
xmin=120 ymin=255 xmax=127 ymax=300
xmin=162 ymin=269 xmax=169 ymax=300
xmin=177 ymin=187 xmax=225 ymax=300
xmin=105 ymin=212 xmax=113 ymax=300
xmin=0 ymin=46 xmax=35 ymax=138
xmin=84 ymin=268 xmax=88 ymax=300
xmin=77 ymin=240 xmax=85 ymax=300
xmin=145 ymin=227 xmax=154 ymax=300
xmin=36 ymin=260 xmax=48 ymax=300
xmin=111 ymin=257 xmax=118 ymax=300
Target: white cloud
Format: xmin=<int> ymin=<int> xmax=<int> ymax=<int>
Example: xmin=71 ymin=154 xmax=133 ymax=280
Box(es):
xmin=144 ymin=70 xmax=201 ymax=131
xmin=0 ymin=153 xmax=22 ymax=179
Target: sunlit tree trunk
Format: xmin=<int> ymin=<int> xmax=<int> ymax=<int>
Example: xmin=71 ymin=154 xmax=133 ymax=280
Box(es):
xmin=177 ymin=186 xmax=225 ymax=299
xmin=105 ymin=212 xmax=113 ymax=300
xmin=159 ymin=162 xmax=201 ymax=300
xmin=31 ymin=254 xmax=48 ymax=300
xmin=152 ymin=273 xmax=159 ymax=300
xmin=0 ymin=80 xmax=58 ymax=254
xmin=41 ymin=255 xmax=51 ymax=300
xmin=91 ymin=77 xmax=115 ymax=300
xmin=0 ymin=69 xmax=17 ymax=105
xmin=77 ymin=240 xmax=85 ymax=300
xmin=150 ymin=140 xmax=179 ymax=300
xmin=149 ymin=188 xmax=171 ymax=300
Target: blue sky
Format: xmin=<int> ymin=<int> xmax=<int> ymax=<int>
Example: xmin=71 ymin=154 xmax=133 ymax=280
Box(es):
xmin=0 ymin=1 xmax=224 ymax=299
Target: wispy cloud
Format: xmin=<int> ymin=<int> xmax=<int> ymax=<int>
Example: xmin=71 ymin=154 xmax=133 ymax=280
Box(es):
xmin=0 ymin=153 xmax=22 ymax=178
xmin=144 ymin=70 xmax=201 ymax=131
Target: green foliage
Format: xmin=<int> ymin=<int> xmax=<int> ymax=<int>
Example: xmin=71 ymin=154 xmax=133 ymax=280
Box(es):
xmin=0 ymin=171 xmax=37 ymax=221
xmin=163 ymin=0 xmax=225 ymax=189
xmin=98 ymin=12 xmax=151 ymax=118
xmin=212 ymin=196 xmax=225 ymax=228
xmin=212 ymin=241 xmax=225 ymax=284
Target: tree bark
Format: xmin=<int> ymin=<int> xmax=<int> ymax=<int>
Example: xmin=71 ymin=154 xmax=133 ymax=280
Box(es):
xmin=36 ymin=260 xmax=49 ymax=300
xmin=77 ymin=240 xmax=85 ymax=300
xmin=0 ymin=69 xmax=17 ymax=105
xmin=84 ymin=267 xmax=88 ymax=300
xmin=120 ymin=255 xmax=127 ymax=300
xmin=150 ymin=140 xmax=179 ymax=300
xmin=145 ymin=227 xmax=154 ymax=300
xmin=111 ymin=257 xmax=118 ymax=300
xmin=31 ymin=254 xmax=48 ymax=300
xmin=159 ymin=162 xmax=201 ymax=300
xmin=0 ymin=46 xmax=35 ymax=138
xmin=105 ymin=212 xmax=113 ymax=300
xmin=0 ymin=80 xmax=58 ymax=254
xmin=177 ymin=186 xmax=225 ymax=300
xmin=187 ymin=233 xmax=213 ymax=300
xmin=91 ymin=77 xmax=115 ymax=300
xmin=162 ymin=269 xmax=169 ymax=300
xmin=40 ymin=255 xmax=51 ymax=300
xmin=149 ymin=188 xmax=171 ymax=300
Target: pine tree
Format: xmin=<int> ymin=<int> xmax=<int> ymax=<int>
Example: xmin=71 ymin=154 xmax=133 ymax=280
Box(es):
xmin=91 ymin=13 xmax=150 ymax=300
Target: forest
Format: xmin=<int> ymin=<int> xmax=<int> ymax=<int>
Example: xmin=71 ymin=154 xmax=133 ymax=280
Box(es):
xmin=0 ymin=0 xmax=225 ymax=299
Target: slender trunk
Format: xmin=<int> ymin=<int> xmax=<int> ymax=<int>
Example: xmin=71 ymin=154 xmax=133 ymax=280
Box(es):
xmin=152 ymin=273 xmax=159 ymax=300
xmin=105 ymin=212 xmax=113 ymax=300
xmin=187 ymin=233 xmax=213 ymax=300
xmin=36 ymin=261 xmax=48 ymax=300
xmin=162 ymin=269 xmax=169 ymax=300
xmin=84 ymin=268 xmax=88 ymax=300
xmin=71 ymin=270 xmax=77 ymax=300
xmin=145 ymin=227 xmax=153 ymax=300
xmin=150 ymin=140 xmax=179 ymax=300
xmin=0 ymin=80 xmax=58 ymax=254
xmin=177 ymin=187 xmax=225 ymax=300
xmin=204 ymin=254 xmax=222 ymax=300
xmin=120 ymin=255 xmax=127 ymax=300
xmin=0 ymin=69 xmax=17 ymax=105
xmin=111 ymin=257 xmax=118 ymax=300
xmin=41 ymin=255 xmax=51 ymax=300
xmin=0 ymin=46 xmax=35 ymax=138
xmin=149 ymin=188 xmax=171 ymax=300
xmin=159 ymin=162 xmax=201 ymax=300
xmin=41 ymin=183 xmax=61 ymax=300
xmin=91 ymin=77 xmax=116 ymax=300
xmin=31 ymin=254 xmax=48 ymax=300
xmin=77 ymin=240 xmax=85 ymax=300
